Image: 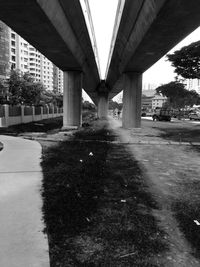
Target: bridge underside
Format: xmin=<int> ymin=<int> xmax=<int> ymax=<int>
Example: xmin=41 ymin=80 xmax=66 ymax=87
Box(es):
xmin=105 ymin=0 xmax=200 ymax=127
xmin=0 ymin=0 xmax=101 ymax=102
xmin=0 ymin=0 xmax=200 ymax=128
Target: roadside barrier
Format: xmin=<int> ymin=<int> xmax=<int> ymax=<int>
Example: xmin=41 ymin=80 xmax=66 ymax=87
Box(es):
xmin=0 ymin=104 xmax=63 ymax=127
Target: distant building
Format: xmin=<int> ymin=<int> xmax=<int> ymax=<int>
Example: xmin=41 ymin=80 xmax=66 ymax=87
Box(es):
xmin=152 ymin=95 xmax=167 ymax=109
xmin=142 ymin=95 xmax=153 ymax=110
xmin=53 ymin=65 xmax=63 ymax=93
xmin=142 ymin=89 xmax=156 ymax=97
xmin=185 ymin=79 xmax=200 ymax=94
xmin=143 ymin=83 xmax=158 ymax=91
xmin=0 ymin=21 xmax=10 ymax=78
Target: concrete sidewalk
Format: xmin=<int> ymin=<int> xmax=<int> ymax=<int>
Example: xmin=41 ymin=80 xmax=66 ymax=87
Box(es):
xmin=0 ymin=135 xmax=49 ymax=267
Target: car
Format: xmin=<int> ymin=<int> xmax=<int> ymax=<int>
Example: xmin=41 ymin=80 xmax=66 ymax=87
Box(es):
xmin=189 ymin=112 xmax=200 ymax=120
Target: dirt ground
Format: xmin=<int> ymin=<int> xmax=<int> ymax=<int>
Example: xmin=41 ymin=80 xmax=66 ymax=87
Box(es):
xmin=109 ymin=117 xmax=200 ymax=267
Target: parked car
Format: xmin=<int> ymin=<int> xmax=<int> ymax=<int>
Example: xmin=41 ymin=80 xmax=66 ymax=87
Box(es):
xmin=189 ymin=112 xmax=200 ymax=120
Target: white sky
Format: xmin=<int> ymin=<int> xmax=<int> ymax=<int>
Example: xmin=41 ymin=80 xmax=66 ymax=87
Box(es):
xmin=88 ymin=0 xmax=118 ymax=79
xmin=143 ymin=26 xmax=200 ymax=85
xmin=83 ymin=0 xmax=200 ymax=101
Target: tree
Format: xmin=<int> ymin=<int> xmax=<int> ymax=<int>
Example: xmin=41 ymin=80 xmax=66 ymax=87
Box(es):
xmin=82 ymin=100 xmax=96 ymax=111
xmin=41 ymin=90 xmax=63 ymax=107
xmin=167 ymin=41 xmax=200 ymax=79
xmin=8 ymin=70 xmax=22 ymax=105
xmin=6 ymin=70 xmax=45 ymax=105
xmin=156 ymin=81 xmax=200 ymax=109
xmin=21 ymin=73 xmax=45 ymax=105
xmin=109 ymin=100 xmax=122 ymax=110
xmin=0 ymin=78 xmax=8 ymax=104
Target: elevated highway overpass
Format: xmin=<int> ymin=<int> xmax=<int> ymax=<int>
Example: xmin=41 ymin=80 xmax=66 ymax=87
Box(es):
xmin=0 ymin=0 xmax=200 ymax=128
xmin=0 ymin=0 xmax=101 ymax=128
xmin=106 ymin=0 xmax=200 ymax=128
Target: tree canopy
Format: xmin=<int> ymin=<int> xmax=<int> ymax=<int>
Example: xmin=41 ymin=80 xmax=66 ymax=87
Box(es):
xmin=156 ymin=81 xmax=200 ymax=109
xmin=167 ymin=41 xmax=200 ymax=79
xmin=0 ymin=70 xmax=63 ymax=106
xmin=109 ymin=99 xmax=122 ymax=110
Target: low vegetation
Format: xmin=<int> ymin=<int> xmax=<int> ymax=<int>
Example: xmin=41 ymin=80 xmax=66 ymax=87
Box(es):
xmin=41 ymin=123 xmax=168 ymax=266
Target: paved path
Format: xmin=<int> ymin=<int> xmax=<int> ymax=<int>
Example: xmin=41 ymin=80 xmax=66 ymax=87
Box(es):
xmin=0 ymin=135 xmax=49 ymax=267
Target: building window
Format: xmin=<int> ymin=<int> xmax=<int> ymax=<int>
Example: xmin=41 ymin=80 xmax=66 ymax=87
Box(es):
xmin=11 ymin=63 xmax=16 ymax=69
xmin=11 ymin=40 xmax=15 ymax=46
xmin=11 ymin=56 xmax=16 ymax=61
xmin=11 ymin=33 xmax=15 ymax=39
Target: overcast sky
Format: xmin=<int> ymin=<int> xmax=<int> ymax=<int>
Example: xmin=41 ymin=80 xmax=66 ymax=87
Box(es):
xmin=83 ymin=0 xmax=200 ymax=101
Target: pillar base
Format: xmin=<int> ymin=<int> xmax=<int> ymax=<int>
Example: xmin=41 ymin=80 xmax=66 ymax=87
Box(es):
xmin=131 ymin=128 xmax=142 ymax=133
xmin=61 ymin=125 xmax=79 ymax=131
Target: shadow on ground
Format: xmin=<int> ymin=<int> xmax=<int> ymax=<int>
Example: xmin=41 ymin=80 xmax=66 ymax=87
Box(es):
xmin=153 ymin=125 xmax=200 ymax=143
xmin=41 ymin=126 xmax=168 ymax=266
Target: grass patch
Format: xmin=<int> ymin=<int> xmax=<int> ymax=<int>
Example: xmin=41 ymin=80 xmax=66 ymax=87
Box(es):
xmin=153 ymin=126 xmax=200 ymax=143
xmin=41 ymin=125 xmax=168 ymax=266
xmin=172 ymin=198 xmax=200 ymax=258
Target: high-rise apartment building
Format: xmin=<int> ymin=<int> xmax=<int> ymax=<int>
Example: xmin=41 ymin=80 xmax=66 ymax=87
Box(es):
xmin=185 ymin=79 xmax=200 ymax=94
xmin=0 ymin=21 xmax=10 ymax=78
xmin=5 ymin=24 xmax=63 ymax=92
xmin=53 ymin=65 xmax=63 ymax=93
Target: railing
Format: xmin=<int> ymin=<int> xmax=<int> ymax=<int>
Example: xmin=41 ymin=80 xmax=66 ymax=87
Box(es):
xmin=9 ymin=106 xmax=21 ymax=117
xmin=0 ymin=105 xmax=5 ymax=117
xmin=35 ymin=106 xmax=41 ymax=115
xmin=24 ymin=106 xmax=33 ymax=116
xmin=0 ymin=104 xmax=63 ymax=127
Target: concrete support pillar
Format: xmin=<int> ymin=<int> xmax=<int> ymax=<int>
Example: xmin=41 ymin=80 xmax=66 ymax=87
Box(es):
xmin=97 ymin=94 xmax=108 ymax=119
xmin=122 ymin=72 xmax=142 ymax=128
xmin=21 ymin=105 xmax=25 ymax=124
xmin=3 ymin=104 xmax=9 ymax=127
xmin=63 ymin=71 xmax=82 ymax=129
xmin=32 ymin=106 xmax=35 ymax=121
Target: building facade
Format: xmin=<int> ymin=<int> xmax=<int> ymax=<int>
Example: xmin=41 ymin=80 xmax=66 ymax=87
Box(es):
xmin=1 ymin=23 xmax=63 ymax=92
xmin=185 ymin=79 xmax=200 ymax=94
xmin=53 ymin=65 xmax=63 ymax=93
xmin=0 ymin=21 xmax=10 ymax=78
xmin=152 ymin=95 xmax=167 ymax=109
xmin=141 ymin=95 xmax=153 ymax=111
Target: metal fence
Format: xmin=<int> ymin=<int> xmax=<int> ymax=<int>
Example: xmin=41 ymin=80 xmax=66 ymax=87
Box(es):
xmin=0 ymin=105 xmax=5 ymax=117
xmin=49 ymin=107 xmax=53 ymax=114
xmin=9 ymin=106 xmax=21 ymax=117
xmin=24 ymin=106 xmax=33 ymax=116
xmin=43 ymin=106 xmax=48 ymax=114
xmin=35 ymin=106 xmax=41 ymax=115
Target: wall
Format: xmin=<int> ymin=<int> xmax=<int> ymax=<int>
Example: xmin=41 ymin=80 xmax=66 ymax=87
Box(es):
xmin=0 ymin=105 xmax=63 ymax=127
